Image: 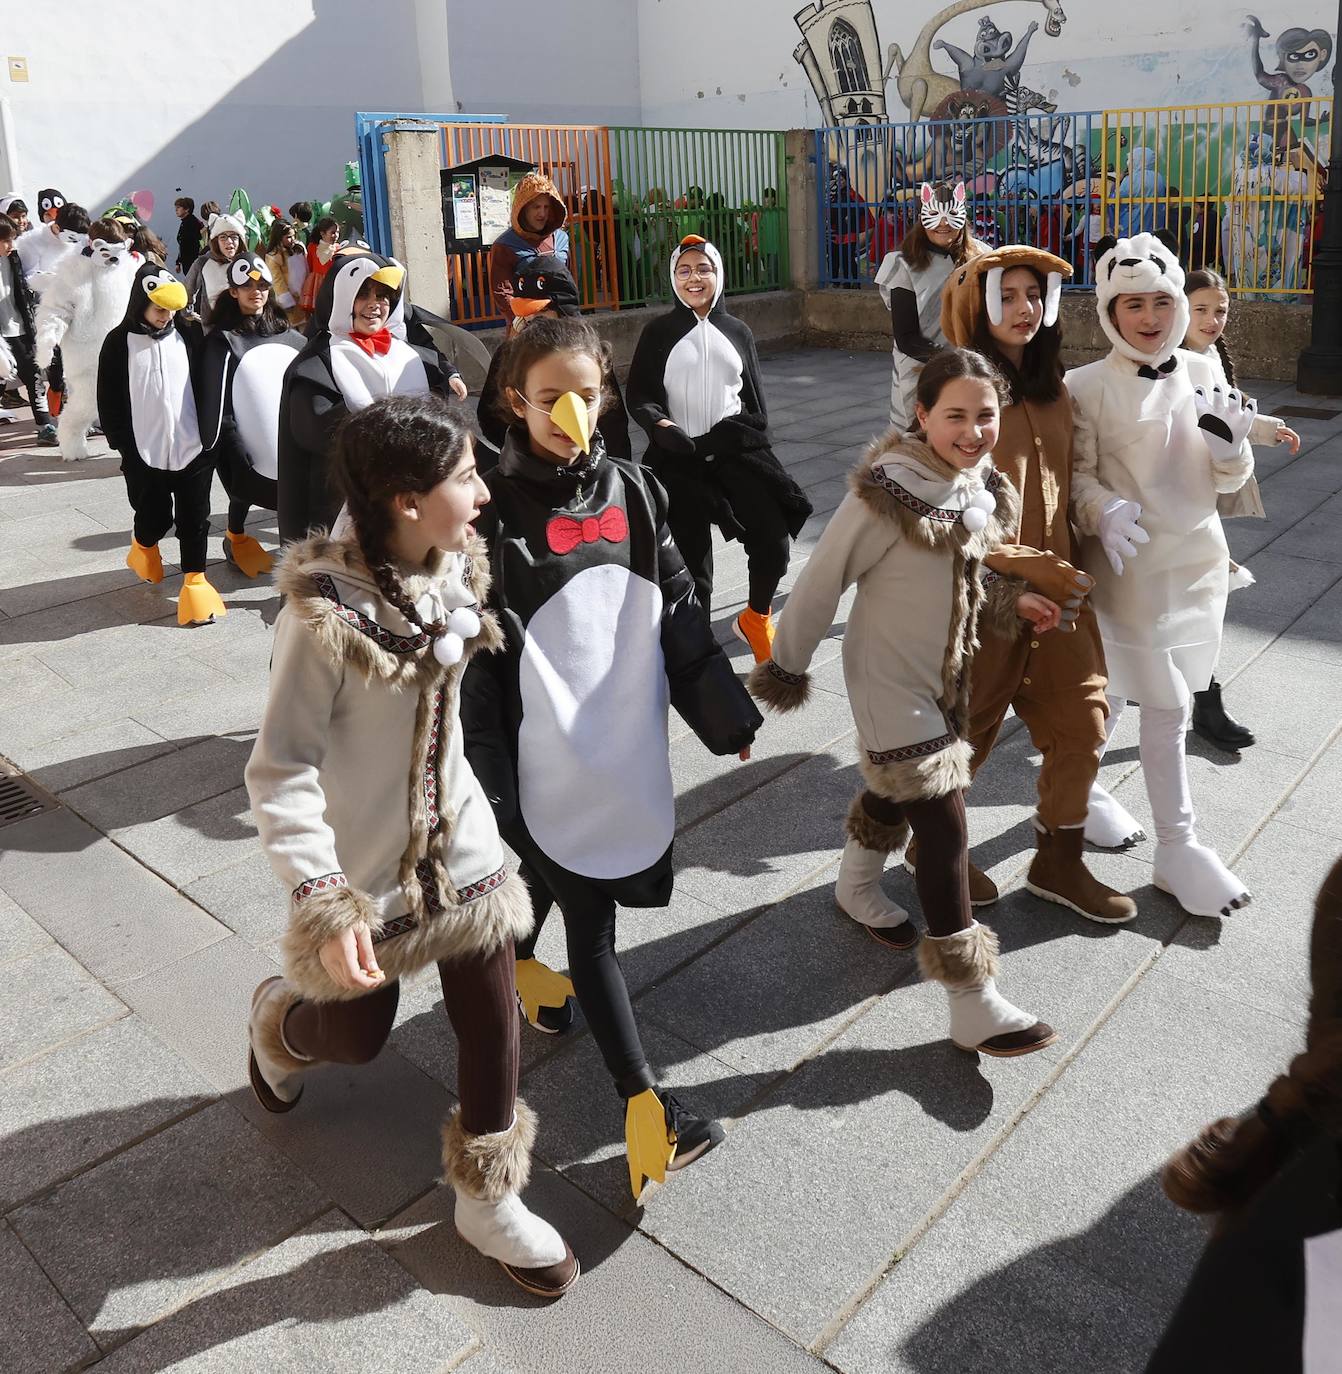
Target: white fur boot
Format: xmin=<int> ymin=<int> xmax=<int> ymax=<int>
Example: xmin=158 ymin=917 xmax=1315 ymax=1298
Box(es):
xmin=919 ymin=923 xmax=1056 ymax=1057
xmin=1084 ymin=782 xmax=1146 ymax=849
xmin=837 ymin=794 xmax=918 ymax=949
xmin=1140 ymin=701 xmax=1250 ymax=917
xmin=443 ymin=1103 xmax=578 ymax=1298
xmin=247 ymin=977 xmax=310 ymax=1111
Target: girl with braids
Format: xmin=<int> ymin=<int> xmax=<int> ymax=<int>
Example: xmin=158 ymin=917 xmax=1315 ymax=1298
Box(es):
xmin=1181 ymin=267 xmax=1300 ymax=754
xmin=1149 ymin=854 xmax=1342 ymax=1371
xmin=244 ymin=394 xmax=579 ymax=1299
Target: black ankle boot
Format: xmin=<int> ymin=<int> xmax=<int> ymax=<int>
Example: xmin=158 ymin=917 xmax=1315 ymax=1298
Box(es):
xmin=1191 ymin=679 xmax=1256 ymax=751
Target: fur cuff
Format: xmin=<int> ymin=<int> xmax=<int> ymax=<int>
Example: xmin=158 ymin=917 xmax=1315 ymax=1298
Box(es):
xmin=918 ymin=921 xmax=999 ymax=989
xmin=442 ymin=1098 xmax=537 ymax=1201
xmin=845 ymin=791 xmax=911 ymax=853
xmin=860 ymin=737 xmax=974 ymax=804
xmin=287 ymin=881 xmax=381 ymax=945
xmin=748 ymin=659 xmax=811 ymax=713
xmin=252 ymin=980 xmax=309 ymax=1072
xmin=979 ymin=572 xmax=1028 ymax=641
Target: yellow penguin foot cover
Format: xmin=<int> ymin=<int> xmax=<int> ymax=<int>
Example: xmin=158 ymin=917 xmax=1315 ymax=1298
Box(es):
xmin=126 ymin=540 xmax=164 ymax=584
xmin=178 ymin=572 xmax=227 ymax=626
xmin=625 ymin=1087 xmax=676 ymax=1199
xmin=515 ymin=958 xmax=576 ymax=1026
xmin=732 ymin=608 xmax=776 ymax=665
xmin=225 ymin=530 xmax=274 ymax=578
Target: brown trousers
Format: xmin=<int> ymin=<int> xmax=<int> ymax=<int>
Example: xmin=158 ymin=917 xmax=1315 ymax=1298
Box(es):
xmin=283 ymin=939 xmax=518 ymax=1136
xmin=967 ymin=605 xmax=1109 ymax=830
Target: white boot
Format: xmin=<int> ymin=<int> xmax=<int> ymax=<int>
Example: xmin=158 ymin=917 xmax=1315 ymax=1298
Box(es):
xmin=442 ymin=1102 xmax=578 ymax=1298
xmin=835 ymin=839 xmax=912 ymax=930
xmin=247 ymin=977 xmax=309 ymax=1111
xmin=919 ymin=923 xmax=1057 ymax=1058
xmin=1084 ymin=782 xmax=1146 ymax=849
xmin=1139 ymin=701 xmax=1250 ymax=918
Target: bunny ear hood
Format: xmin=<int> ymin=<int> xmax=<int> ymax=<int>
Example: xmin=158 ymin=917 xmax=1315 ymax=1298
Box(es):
xmin=1092 ymin=231 xmax=1189 ymax=366
xmin=940 ymin=245 xmax=1072 ymax=348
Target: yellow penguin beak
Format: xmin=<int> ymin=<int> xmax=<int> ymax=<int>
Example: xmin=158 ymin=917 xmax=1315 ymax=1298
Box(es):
xmin=550 ymin=391 xmax=592 ymax=454
xmin=371 ymin=265 xmax=405 ymax=291
xmin=247 ymin=269 xmax=263 ymax=283
xmin=149 ymin=281 xmax=188 ymax=311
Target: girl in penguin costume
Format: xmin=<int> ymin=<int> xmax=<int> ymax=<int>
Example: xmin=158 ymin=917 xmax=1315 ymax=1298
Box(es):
xmin=245 ymin=395 xmax=578 ymax=1299
xmin=875 ymin=182 xmax=988 ymax=432
xmin=35 ymin=218 xmax=141 ymax=461
xmin=97 ymin=261 xmax=226 ymax=626
xmin=184 ymin=213 xmax=246 ymax=319
xmin=626 ymin=234 xmax=812 ymax=665
xmin=461 ymin=315 xmax=762 ymax=1198
xmin=748 ymin=348 xmax=1060 ymax=1058
xmin=939 ymin=246 xmax=1137 ymax=927
xmin=1068 ymin=232 xmax=1257 ymax=919
xmin=197 ymin=251 xmax=306 ymax=577
xmin=276 ymin=250 xmax=463 ymax=543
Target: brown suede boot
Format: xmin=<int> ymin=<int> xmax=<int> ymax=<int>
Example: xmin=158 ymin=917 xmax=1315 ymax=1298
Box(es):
xmin=1025 ymin=823 xmax=1138 ymax=925
xmin=905 ymin=836 xmax=999 ymax=906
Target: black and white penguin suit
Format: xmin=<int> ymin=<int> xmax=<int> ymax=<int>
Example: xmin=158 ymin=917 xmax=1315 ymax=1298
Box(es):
xmin=275 ymin=251 xmax=457 ymax=542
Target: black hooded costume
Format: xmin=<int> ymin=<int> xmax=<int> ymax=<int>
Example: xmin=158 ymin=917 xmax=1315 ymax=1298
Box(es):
xmin=97 ymin=262 xmax=213 ymax=574
xmin=461 ymin=425 xmax=760 ymax=1097
xmin=626 ymin=235 xmax=810 ymax=617
xmin=276 ymin=250 xmax=459 ymax=542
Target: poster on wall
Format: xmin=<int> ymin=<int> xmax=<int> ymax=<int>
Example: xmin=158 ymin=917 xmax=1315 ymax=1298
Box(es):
xmin=450 ymin=174 xmax=479 ymax=240
xmin=478 ymin=166 xmax=512 ymax=246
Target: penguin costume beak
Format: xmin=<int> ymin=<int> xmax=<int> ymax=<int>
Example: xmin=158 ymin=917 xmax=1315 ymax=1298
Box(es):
xmin=246 ymin=269 xmax=264 ymax=283
xmin=550 ymin=391 xmax=592 ymax=454
xmin=371 ymin=264 xmax=405 ymax=291
xmin=149 ymin=280 xmax=188 ymax=311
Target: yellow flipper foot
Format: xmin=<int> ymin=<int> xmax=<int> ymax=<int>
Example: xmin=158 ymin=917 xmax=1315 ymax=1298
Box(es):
xmin=178 ymin=572 xmax=227 ymax=626
xmin=126 ymin=540 xmax=164 ymax=584
xmin=225 ymin=531 xmax=273 ymax=578
xmin=732 ymin=607 xmax=776 ymax=665
xmin=625 ymin=1087 xmax=675 ymax=1199
xmin=515 ymin=958 xmax=575 ymax=1027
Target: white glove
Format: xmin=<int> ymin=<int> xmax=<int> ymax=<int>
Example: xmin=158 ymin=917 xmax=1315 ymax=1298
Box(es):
xmin=1098 ymin=498 xmax=1150 ymax=577
xmin=1193 ymin=385 xmax=1256 ymax=460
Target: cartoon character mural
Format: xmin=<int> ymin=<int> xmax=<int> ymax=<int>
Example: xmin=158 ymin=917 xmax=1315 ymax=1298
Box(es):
xmin=933 ymin=15 xmax=1057 ymax=114
xmin=1244 ymin=15 xmax=1333 ymax=164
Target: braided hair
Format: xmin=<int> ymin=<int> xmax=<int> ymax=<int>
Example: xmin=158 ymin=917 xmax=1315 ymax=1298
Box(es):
xmin=1162 ymin=855 xmax=1342 ymax=1214
xmin=1183 ymin=268 xmax=1236 ymax=386
xmin=328 ymin=394 xmax=473 ymax=638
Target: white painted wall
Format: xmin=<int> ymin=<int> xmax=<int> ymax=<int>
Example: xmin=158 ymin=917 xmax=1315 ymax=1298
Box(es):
xmin=0 ymin=1 xmax=422 ymax=231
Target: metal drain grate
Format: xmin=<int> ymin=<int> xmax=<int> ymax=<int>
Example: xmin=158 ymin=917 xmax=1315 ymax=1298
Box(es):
xmin=0 ymin=770 xmax=57 ymax=829
xmin=1275 ymin=405 xmax=1340 ymax=421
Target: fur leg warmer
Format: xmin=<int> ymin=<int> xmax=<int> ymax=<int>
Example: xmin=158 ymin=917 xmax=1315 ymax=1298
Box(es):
xmin=917 ymin=920 xmax=999 ymax=990
xmin=845 ymin=791 xmax=911 ymax=854
xmin=442 ymin=1099 xmax=537 ymax=1202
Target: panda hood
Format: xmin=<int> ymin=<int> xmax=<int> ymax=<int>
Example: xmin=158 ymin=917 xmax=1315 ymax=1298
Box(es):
xmin=669 ymin=235 xmax=726 ymax=314
xmin=122 ymin=261 xmax=190 ymax=336
xmin=1093 ymin=232 xmax=1189 ymax=367
xmin=311 ymin=250 xmax=406 ymax=341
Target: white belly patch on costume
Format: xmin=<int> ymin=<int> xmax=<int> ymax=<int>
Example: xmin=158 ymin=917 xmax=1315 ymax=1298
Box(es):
xmin=232 ymin=344 xmax=294 ymax=481
xmin=518 ymin=562 xmax=673 ymax=880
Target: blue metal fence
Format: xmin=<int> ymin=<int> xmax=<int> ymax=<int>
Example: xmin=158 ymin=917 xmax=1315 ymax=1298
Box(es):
xmin=815 ymin=112 xmax=1102 ymax=290
xmin=355 ymin=112 xmax=506 ymax=256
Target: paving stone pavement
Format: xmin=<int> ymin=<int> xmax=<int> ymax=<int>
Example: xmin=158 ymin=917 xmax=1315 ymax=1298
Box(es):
xmin=1 ymin=350 xmax=1339 ymax=1373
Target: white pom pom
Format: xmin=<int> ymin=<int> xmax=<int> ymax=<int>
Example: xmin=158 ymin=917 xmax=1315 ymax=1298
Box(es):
xmin=432 ymin=633 xmax=464 ymax=667
xmin=961 ymin=506 xmax=989 ymax=533
xmin=446 ymin=606 xmax=481 ymax=640
xmin=970 ymin=489 xmax=996 ymax=512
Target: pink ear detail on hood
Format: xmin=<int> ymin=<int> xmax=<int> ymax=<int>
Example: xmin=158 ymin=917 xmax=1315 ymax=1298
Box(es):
xmin=920 ymin=183 xmax=935 ymax=205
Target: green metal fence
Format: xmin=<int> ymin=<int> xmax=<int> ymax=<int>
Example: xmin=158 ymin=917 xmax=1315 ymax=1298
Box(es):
xmin=608 ymin=126 xmax=790 ymax=306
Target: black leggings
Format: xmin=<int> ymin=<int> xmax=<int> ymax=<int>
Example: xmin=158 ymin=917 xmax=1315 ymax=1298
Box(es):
xmin=519 ymin=852 xmax=653 ymax=1098
xmin=282 ymin=939 xmax=519 ymax=1135
xmin=6 ymin=334 xmax=51 ymax=424
xmin=120 ymin=450 xmax=214 ymax=573
xmin=216 ymin=450 xmax=278 ymax=535
xmin=667 ymin=463 xmax=792 ymax=615
xmin=861 ymin=788 xmax=972 ymax=937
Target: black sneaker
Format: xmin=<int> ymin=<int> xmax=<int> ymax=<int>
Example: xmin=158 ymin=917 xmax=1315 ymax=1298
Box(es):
xmin=516 ymin=991 xmax=575 ymax=1035
xmin=36 ymin=423 xmax=59 ymax=448
xmin=660 ymin=1090 xmax=725 ymax=1172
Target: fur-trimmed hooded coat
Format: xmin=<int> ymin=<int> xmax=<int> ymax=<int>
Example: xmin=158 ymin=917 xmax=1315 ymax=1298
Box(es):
xmin=749 ymin=433 xmax=1025 ymax=803
xmin=244 ymin=533 xmax=531 ymax=1002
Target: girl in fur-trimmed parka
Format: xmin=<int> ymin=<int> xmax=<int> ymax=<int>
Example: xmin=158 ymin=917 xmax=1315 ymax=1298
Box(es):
xmin=1069 ymin=233 xmax=1256 ymax=920
xmin=244 ymin=394 xmax=578 ymax=1300
xmin=749 ymin=349 xmax=1061 ymax=1058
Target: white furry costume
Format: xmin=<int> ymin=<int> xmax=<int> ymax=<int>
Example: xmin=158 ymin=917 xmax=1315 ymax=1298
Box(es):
xmin=1067 ymin=233 xmax=1255 ymax=918
xmin=34 ymin=239 xmax=141 ymax=459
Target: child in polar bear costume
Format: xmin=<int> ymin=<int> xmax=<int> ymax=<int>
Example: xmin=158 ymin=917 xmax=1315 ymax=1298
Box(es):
xmin=1067 ymin=232 xmax=1256 ymax=919
xmin=34 ymin=218 xmax=140 ymax=460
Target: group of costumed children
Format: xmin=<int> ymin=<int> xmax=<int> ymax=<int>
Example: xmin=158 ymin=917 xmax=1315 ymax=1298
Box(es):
xmin=71 ymin=174 xmax=1286 ymax=1300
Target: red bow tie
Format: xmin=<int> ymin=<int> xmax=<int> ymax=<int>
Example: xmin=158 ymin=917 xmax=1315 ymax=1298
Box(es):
xmin=546 ymin=506 xmax=628 ymax=555
xmin=350 ymin=327 xmax=392 ymax=356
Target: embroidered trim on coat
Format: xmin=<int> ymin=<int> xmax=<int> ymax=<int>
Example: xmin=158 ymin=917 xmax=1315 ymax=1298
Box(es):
xmin=766 ymin=660 xmax=807 ymax=687
xmin=457 ymin=867 xmax=508 ymax=903
xmin=373 ymin=864 xmax=510 ymax=947
xmin=424 ymin=683 xmax=445 ymax=833
xmin=311 ymin=572 xmax=431 ymax=654
xmin=293 ymin=872 xmax=349 ymax=900
xmin=867 ymin=732 xmax=958 ymax=765
xmin=871 ymin=466 xmax=1002 ymax=525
